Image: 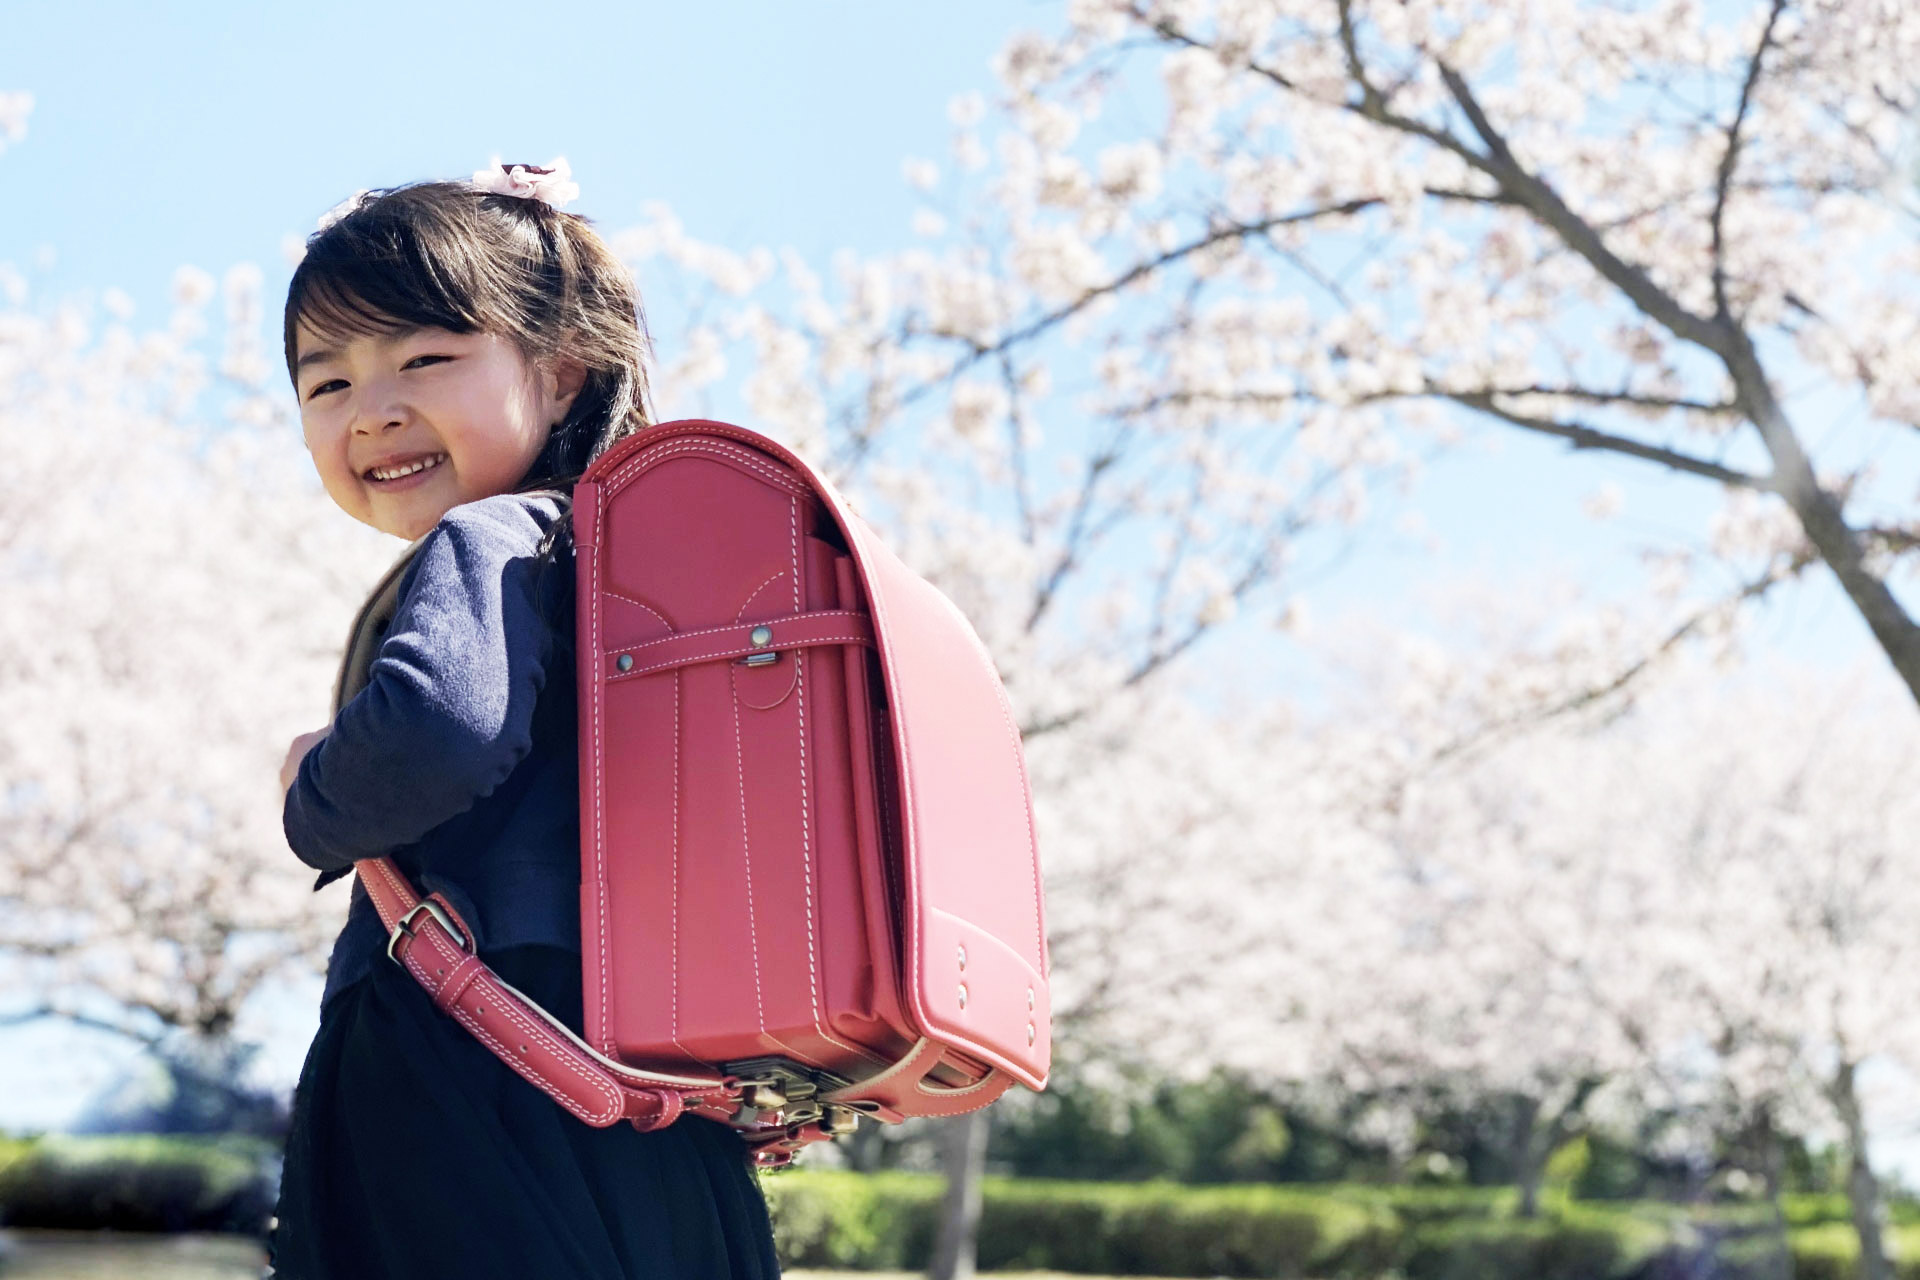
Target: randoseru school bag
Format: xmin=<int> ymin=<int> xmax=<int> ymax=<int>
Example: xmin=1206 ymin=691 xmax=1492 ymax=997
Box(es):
xmin=337 ymin=419 xmax=1052 ymax=1167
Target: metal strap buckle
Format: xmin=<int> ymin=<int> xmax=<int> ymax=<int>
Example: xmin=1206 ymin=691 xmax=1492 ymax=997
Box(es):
xmin=386 ymin=899 xmax=471 ymax=964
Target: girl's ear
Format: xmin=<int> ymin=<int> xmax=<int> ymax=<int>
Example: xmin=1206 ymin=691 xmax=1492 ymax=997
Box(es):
xmin=544 ymin=354 xmax=589 ymax=421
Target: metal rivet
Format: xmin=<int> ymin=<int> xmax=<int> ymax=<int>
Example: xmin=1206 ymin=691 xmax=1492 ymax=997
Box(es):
xmin=957 ymin=943 xmax=967 ymax=969
xmin=750 ymin=625 xmax=773 ymax=647
xmin=519 ymin=1044 xmax=528 ymax=1054
xmin=1027 ymin=988 xmax=1035 ymax=1011
xmin=1028 ymin=1023 xmax=1036 ymax=1045
xmin=476 ymin=1005 xmax=485 ymax=1015
xmin=616 ymin=653 xmax=634 ymax=672
xmin=957 ymin=983 xmax=968 ymax=1008
xmin=436 ymin=967 xmax=445 ymax=976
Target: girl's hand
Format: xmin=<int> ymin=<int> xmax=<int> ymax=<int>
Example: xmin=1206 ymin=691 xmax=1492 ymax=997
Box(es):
xmin=281 ymin=728 xmax=331 ymax=797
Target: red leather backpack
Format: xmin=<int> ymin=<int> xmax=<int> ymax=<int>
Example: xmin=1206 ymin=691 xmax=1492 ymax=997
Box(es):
xmin=353 ymin=420 xmax=1052 ymax=1167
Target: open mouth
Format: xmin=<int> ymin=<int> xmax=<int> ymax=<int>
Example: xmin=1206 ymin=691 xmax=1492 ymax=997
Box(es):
xmin=364 ymin=453 xmax=449 ymax=484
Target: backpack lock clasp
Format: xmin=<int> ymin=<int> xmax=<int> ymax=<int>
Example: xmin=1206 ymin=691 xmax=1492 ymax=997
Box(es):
xmin=742 ymin=624 xmax=780 ymax=667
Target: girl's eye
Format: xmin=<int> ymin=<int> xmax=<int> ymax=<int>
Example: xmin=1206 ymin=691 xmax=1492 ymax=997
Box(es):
xmin=303 ymin=354 xmax=451 ymax=400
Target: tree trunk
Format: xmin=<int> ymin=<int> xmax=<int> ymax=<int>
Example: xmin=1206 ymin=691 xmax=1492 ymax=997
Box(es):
xmin=844 ymin=1112 xmax=887 ymax=1172
xmin=1719 ymin=334 xmax=1920 ymax=712
xmin=927 ymin=1110 xmax=990 ymax=1280
xmin=1510 ymin=1094 xmax=1545 ymax=1219
xmin=1751 ymin=1105 xmax=1793 ymax=1280
xmin=1832 ymin=1060 xmax=1893 ymax=1280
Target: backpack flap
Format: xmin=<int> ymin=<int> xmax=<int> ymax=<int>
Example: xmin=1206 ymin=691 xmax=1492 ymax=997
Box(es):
xmin=825 ymin=509 xmax=1052 ymax=1093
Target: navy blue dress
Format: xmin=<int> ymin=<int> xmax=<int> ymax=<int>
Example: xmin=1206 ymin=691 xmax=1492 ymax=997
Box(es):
xmin=268 ymin=494 xmax=779 ymax=1280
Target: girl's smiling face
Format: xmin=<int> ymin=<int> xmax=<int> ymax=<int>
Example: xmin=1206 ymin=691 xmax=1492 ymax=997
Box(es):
xmin=293 ymin=323 xmax=584 ymax=540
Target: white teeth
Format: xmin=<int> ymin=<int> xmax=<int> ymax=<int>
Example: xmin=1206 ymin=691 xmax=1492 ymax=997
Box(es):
xmin=368 ymin=454 xmax=447 ymax=482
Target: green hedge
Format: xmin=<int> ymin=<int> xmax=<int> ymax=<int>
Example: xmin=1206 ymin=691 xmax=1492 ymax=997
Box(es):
xmin=6 ymin=1133 xmax=1920 ymax=1277
xmin=0 ymin=1134 xmax=278 ymax=1234
xmin=763 ymin=1172 xmax=1396 ymax=1276
xmin=762 ymin=1171 xmax=1920 ymax=1279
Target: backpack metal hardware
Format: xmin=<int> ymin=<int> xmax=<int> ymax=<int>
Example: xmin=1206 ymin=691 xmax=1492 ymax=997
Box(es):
xmin=385 ymin=898 xmax=470 ymax=963
xmin=743 ymin=624 xmax=777 ymax=666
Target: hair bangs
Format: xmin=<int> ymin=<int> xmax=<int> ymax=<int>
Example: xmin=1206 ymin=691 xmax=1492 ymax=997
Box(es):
xmin=283 ymin=196 xmax=491 ymax=377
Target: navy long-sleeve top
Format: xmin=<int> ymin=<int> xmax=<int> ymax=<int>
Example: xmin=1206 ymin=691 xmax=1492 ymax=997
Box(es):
xmin=285 ymin=492 xmax=581 ymax=1009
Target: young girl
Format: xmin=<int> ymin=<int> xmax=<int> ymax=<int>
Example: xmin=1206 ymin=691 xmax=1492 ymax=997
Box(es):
xmin=268 ymin=165 xmax=781 ymax=1280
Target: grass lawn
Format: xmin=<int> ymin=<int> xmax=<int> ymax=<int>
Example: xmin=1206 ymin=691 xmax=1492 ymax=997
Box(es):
xmin=0 ymin=1232 xmax=267 ymax=1278
xmin=0 ymin=1233 xmax=1195 ymax=1280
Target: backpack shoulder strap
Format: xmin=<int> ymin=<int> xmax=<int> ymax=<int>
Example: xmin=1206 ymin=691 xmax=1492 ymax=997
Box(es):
xmin=328 ymin=531 xmax=799 ymax=1152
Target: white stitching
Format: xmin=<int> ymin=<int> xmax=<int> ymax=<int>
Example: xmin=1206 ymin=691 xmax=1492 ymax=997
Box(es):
xmin=728 ymin=662 xmax=767 ymax=1029
xmin=670 ymin=666 xmax=689 ymax=1061
xmin=601 ymin=611 xmax=868 ymax=660
xmin=409 ymin=925 xmax=623 ymax=1124
xmin=601 ymin=589 xmax=674 ymax=627
xmin=603 ymin=441 xmax=811 ymax=502
xmin=953 ymin=614 xmax=1047 ymax=973
xmin=453 ymin=1004 xmax=616 ymax=1125
xmin=824 ymin=1036 xmax=941 ymax=1099
xmin=593 ymin=424 xmax=1044 ymax=1070
xmin=734 ymin=569 xmax=790 ymax=621
xmin=398 ymin=927 xmax=620 ymax=1125
xmin=369 ymin=860 xmax=414 ymax=933
xmin=913 ymin=1071 xmax=1007 ymax=1100
xmin=613 ymin=633 xmax=874 ymax=682
xmin=624 ymin=441 xmax=812 ymax=497
xmin=857 ymin=536 xmax=925 ymax=1030
xmin=997 ymin=676 xmax=1047 ymax=975
xmin=596 ymin=422 xmax=812 ymax=484
xmin=605 ymin=440 xmax=806 ymax=496
xmin=589 ymin=512 xmax=614 ymax=1056
xmin=791 ymin=519 xmax=878 ymax=1066
xmin=585 ymin=422 xmax=815 ymax=494
xmin=793 ymin=499 xmax=822 ymax=1045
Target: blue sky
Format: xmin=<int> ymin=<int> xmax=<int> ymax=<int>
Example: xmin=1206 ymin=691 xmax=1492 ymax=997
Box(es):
xmin=0 ymin=0 xmax=1879 ymax=681
xmin=0 ymin=0 xmax=1901 ymax=1154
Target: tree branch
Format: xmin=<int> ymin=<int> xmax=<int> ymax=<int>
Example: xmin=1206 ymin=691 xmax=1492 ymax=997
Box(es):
xmin=1446 ymin=392 xmax=1776 ymax=491
xmin=1859 ymin=525 xmax=1920 ymax=555
xmin=1105 ymin=383 xmax=1764 ymax=491
xmin=1431 ymin=61 xmax=1731 ymax=355
xmin=1423 ymin=549 xmax=1817 ymax=770
xmin=0 ymin=1004 xmax=166 ymax=1050
xmin=1711 ymin=0 xmax=1789 ymax=320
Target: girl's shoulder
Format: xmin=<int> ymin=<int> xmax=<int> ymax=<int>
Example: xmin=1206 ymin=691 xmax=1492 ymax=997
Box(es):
xmin=432 ymin=490 xmax=569 ymax=554
xmin=393 ymin=492 xmax=575 ymax=628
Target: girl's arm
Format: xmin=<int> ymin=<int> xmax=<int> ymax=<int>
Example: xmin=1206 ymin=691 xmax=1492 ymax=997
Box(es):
xmin=283 ymin=498 xmax=559 ymax=873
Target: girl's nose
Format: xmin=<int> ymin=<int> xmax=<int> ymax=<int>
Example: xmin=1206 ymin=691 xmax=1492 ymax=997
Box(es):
xmin=352 ymin=385 xmax=410 ymax=434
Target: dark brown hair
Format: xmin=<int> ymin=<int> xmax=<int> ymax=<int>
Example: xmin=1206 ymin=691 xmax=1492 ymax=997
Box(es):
xmin=282 ymin=178 xmax=653 ymax=495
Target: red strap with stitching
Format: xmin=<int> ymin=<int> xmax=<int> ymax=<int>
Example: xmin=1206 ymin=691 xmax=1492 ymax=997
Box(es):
xmin=603 ymin=609 xmax=875 ymax=682
xmin=354 ymin=857 xmax=754 ymax=1135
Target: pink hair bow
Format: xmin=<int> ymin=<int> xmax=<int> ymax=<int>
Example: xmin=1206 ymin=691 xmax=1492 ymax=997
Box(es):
xmin=472 ymin=156 xmax=581 ymax=209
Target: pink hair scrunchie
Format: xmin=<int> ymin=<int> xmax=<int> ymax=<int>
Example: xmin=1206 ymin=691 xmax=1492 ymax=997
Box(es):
xmin=471 ymin=156 xmax=581 ymax=209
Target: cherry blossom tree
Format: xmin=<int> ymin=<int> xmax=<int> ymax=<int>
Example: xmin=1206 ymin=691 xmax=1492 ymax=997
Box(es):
xmin=1585 ymin=671 xmax=1920 ymax=1280
xmin=0 ymin=220 xmax=388 ymax=1069
xmin=1237 ymin=624 xmax=1920 ymax=1269
xmin=15 ymin=6 xmax=1920 ymax=1268
xmin=625 ymin=0 xmax=1920 ymax=718
xmin=605 ymin=5 xmax=1920 ymax=1269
